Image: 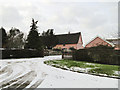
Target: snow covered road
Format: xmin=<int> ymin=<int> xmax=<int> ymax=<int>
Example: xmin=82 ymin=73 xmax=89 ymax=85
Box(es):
xmin=0 ymin=55 xmax=118 ymax=88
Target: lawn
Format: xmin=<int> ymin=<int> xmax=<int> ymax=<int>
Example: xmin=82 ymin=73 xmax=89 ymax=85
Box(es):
xmin=44 ymin=60 xmax=120 ymax=79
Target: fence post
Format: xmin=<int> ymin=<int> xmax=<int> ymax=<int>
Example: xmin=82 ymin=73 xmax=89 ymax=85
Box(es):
xmin=62 ymin=52 xmax=64 ymax=59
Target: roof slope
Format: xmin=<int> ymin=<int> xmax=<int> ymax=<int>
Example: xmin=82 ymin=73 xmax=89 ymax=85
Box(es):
xmin=85 ymin=36 xmax=114 ymax=47
xmin=55 ymin=32 xmax=81 ymax=44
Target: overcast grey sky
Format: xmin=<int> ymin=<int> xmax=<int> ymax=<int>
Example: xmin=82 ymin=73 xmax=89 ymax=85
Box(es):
xmin=0 ymin=0 xmax=118 ymax=46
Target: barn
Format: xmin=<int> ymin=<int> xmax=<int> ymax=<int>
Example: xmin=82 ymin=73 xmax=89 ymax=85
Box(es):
xmin=54 ymin=32 xmax=83 ymax=50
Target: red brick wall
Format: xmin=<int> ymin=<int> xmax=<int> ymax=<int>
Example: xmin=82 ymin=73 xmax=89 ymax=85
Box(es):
xmin=77 ymin=35 xmax=83 ymax=49
xmin=54 ymin=44 xmax=77 ymax=49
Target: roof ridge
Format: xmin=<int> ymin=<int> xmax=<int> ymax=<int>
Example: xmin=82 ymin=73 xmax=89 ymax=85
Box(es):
xmin=56 ymin=32 xmax=81 ymax=44
xmin=55 ymin=32 xmax=81 ymax=36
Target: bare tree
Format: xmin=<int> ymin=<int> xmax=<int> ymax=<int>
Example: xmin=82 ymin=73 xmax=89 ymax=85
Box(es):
xmin=8 ymin=27 xmax=25 ymax=49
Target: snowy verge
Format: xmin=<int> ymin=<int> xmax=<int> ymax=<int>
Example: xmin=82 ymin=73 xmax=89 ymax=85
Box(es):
xmin=44 ymin=60 xmax=119 ymax=79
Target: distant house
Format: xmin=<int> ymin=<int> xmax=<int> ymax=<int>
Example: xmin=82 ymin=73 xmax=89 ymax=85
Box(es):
xmin=54 ymin=32 xmax=83 ymax=50
xmin=106 ymin=38 xmax=120 ymax=50
xmin=85 ymin=36 xmax=114 ymax=48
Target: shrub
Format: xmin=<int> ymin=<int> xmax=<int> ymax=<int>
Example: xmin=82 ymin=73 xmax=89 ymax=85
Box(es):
xmin=72 ymin=45 xmax=119 ymax=65
xmin=2 ymin=49 xmax=44 ymax=59
xmin=52 ymin=48 xmax=62 ymax=51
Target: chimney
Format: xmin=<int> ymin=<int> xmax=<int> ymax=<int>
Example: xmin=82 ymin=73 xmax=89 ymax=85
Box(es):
xmin=68 ymin=31 xmax=70 ymax=34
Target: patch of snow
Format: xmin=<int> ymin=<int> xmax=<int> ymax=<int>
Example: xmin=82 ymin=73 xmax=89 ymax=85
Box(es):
xmin=86 ymin=63 xmax=95 ymax=66
xmin=69 ymin=67 xmax=92 ymax=73
xmin=0 ymin=55 xmax=118 ymax=88
xmin=0 ymin=48 xmax=6 ymax=50
xmin=63 ymin=66 xmax=69 ymax=70
xmin=114 ymin=71 xmax=119 ymax=75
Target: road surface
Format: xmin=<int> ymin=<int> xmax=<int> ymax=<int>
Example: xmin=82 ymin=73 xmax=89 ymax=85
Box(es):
xmin=0 ymin=55 xmax=118 ymax=88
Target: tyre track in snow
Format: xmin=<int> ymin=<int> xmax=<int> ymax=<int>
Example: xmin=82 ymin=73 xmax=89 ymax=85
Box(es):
xmin=1 ymin=67 xmax=47 ymax=89
xmin=0 ymin=56 xmax=62 ymax=89
xmin=7 ymin=71 xmax=36 ymax=88
xmin=1 ymin=71 xmax=36 ymax=89
xmin=0 ymin=65 xmax=12 ymax=75
xmin=0 ymin=64 xmax=27 ymax=88
xmin=27 ymin=72 xmax=47 ymax=88
xmin=0 ymin=61 xmax=48 ymax=89
xmin=0 ymin=65 xmax=13 ymax=80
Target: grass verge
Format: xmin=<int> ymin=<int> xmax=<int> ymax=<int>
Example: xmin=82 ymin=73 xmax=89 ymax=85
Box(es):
xmin=44 ymin=59 xmax=120 ymax=79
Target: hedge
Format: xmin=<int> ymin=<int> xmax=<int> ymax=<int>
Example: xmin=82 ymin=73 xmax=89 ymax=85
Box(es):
xmin=72 ymin=45 xmax=120 ymax=65
xmin=1 ymin=49 xmax=44 ymax=59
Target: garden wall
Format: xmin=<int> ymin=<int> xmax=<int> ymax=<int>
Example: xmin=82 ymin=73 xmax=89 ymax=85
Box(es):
xmin=1 ymin=49 xmax=44 ymax=59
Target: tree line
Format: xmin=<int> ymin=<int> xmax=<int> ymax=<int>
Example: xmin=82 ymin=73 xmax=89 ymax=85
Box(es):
xmin=1 ymin=18 xmax=58 ymax=50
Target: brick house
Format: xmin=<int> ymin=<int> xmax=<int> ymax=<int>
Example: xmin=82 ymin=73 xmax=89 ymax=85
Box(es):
xmin=54 ymin=32 xmax=83 ymax=50
xmin=106 ymin=38 xmax=120 ymax=50
xmin=85 ymin=36 xmax=114 ymax=48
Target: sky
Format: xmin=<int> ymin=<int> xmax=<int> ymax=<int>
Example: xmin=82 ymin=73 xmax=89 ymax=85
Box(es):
xmin=0 ymin=0 xmax=119 ymax=46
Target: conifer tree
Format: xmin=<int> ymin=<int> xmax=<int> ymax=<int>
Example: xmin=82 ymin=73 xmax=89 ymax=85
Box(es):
xmin=25 ymin=19 xmax=41 ymax=49
xmin=42 ymin=29 xmax=58 ymax=49
xmin=0 ymin=27 xmax=8 ymax=48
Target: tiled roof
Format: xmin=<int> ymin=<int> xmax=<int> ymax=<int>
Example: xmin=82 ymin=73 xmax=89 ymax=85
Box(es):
xmin=85 ymin=36 xmax=115 ymax=47
xmin=55 ymin=32 xmax=81 ymax=44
